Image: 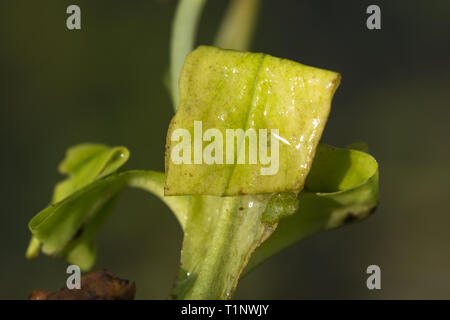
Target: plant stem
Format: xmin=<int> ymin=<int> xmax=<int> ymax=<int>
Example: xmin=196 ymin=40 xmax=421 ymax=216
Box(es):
xmin=172 ymin=195 xmax=275 ymax=299
xmin=214 ymin=0 xmax=260 ymax=51
xmin=170 ymin=0 xmax=207 ymax=110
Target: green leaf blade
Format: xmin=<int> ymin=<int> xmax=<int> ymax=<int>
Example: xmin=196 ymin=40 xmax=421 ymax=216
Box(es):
xmin=245 ymin=144 xmax=379 ymax=273
xmin=170 ymin=0 xmax=207 ymax=109
xmin=165 ymin=46 xmax=341 ymax=196
xmin=172 ymin=193 xmax=276 ymax=299
xmin=53 ymin=144 xmax=129 ymax=203
xmin=26 ymin=144 xmax=190 ymax=270
xmin=29 ymin=173 xmax=128 ymax=260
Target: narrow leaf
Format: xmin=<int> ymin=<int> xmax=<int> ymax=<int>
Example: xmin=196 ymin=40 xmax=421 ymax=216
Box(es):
xmin=214 ymin=0 xmax=260 ymax=51
xmin=26 ymin=143 xmax=129 ymax=260
xmin=245 ymin=144 xmax=379 ymax=273
xmin=26 ymin=144 xmax=187 ymax=270
xmin=170 ymin=0 xmax=207 ymax=109
xmin=53 ymin=143 xmax=129 ymax=203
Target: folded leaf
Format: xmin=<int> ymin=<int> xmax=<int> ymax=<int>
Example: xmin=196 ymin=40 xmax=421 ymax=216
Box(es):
xmin=26 ymin=144 xmax=188 ymax=270
xmin=26 ymin=144 xmax=129 ymax=261
xmin=53 ymin=143 xmax=129 ymax=203
xmin=29 ymin=173 xmax=128 ymax=269
xmin=165 ymin=46 xmax=341 ymax=196
xmin=245 ymin=144 xmax=379 ymax=273
xmin=27 ymin=169 xmax=191 ymax=270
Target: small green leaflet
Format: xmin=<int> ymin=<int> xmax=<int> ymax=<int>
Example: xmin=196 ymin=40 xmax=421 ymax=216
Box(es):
xmin=26 ymin=144 xmax=188 ymax=270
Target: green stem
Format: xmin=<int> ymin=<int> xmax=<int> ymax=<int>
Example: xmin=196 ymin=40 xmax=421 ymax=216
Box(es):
xmin=172 ymin=195 xmax=276 ymax=299
xmin=214 ymin=0 xmax=260 ymax=51
xmin=170 ymin=0 xmax=207 ymax=110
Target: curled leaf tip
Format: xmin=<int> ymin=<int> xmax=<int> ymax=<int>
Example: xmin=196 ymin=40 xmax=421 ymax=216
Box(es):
xmin=26 ymin=236 xmax=40 ymax=260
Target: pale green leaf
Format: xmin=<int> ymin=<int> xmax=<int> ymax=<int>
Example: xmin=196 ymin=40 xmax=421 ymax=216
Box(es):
xmin=26 ymin=143 xmax=129 ymax=260
xmin=165 ymin=46 xmax=341 ymax=196
xmin=27 ymin=169 xmax=190 ymax=270
xmin=172 ymin=194 xmax=272 ymax=299
xmin=26 ymin=144 xmax=187 ymax=270
xmin=28 ymin=172 xmax=128 ymax=266
xmin=214 ymin=0 xmax=260 ymax=51
xmin=245 ymin=144 xmax=379 ymax=273
xmin=170 ymin=0 xmax=207 ymax=109
xmin=53 ymin=143 xmax=129 ymax=203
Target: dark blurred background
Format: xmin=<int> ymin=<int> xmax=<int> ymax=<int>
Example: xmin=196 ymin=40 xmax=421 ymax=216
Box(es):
xmin=1 ymin=0 xmax=449 ymax=299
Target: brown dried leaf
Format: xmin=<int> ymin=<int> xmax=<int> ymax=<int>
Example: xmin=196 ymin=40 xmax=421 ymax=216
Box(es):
xmin=29 ymin=269 xmax=135 ymax=300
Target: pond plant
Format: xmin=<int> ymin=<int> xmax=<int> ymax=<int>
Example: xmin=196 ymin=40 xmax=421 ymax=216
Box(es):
xmin=25 ymin=0 xmax=379 ymax=300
